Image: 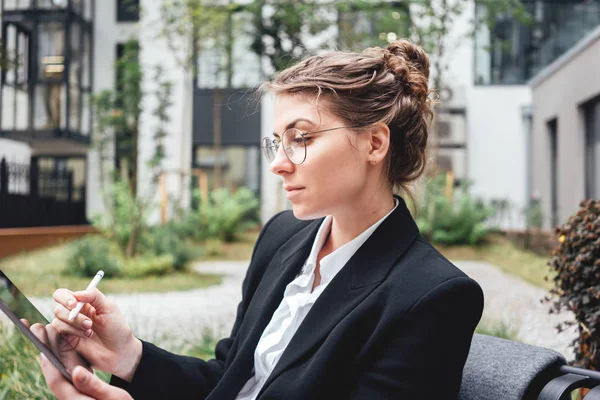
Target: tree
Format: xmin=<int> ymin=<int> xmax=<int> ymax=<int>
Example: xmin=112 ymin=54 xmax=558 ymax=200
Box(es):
xmin=92 ymin=40 xmax=173 ymax=258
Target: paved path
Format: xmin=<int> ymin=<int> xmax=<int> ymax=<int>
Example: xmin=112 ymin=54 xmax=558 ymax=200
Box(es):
xmin=28 ymin=259 xmax=577 ymax=360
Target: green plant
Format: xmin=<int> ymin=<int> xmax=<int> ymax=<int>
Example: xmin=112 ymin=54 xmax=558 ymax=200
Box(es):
xmin=417 ymin=173 xmax=493 ymax=246
xmin=475 ymin=319 xmax=518 ymax=341
xmin=547 ymin=200 xmax=600 ymax=369
xmin=121 ymin=254 xmax=175 ymax=279
xmin=525 ymin=195 xmax=544 ymax=230
xmin=0 ymin=325 xmax=55 ymax=399
xmin=65 ymin=235 xmax=121 ymax=278
xmin=143 ymin=226 xmax=201 ymax=271
xmin=195 ymin=187 xmax=259 ymax=242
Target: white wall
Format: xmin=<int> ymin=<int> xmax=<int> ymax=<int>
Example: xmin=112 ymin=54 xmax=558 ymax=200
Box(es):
xmin=136 ymin=0 xmax=193 ymax=224
xmin=89 ymin=2 xmax=138 ymax=219
xmin=0 ymin=139 xmax=30 ymax=164
xmin=434 ymin=3 xmax=531 ymax=230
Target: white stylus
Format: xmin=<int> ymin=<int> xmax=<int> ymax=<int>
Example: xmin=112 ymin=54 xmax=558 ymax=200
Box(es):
xmin=68 ymin=270 xmax=104 ymax=321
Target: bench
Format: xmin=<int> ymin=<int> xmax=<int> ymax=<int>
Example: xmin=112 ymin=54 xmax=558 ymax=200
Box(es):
xmin=460 ymin=334 xmax=600 ymax=400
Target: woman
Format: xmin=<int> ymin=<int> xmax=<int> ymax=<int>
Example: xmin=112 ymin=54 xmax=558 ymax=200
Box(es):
xmin=30 ymin=39 xmax=484 ymax=399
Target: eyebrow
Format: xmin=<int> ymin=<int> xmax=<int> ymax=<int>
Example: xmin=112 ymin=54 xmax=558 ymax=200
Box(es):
xmin=273 ymin=118 xmax=316 ymax=138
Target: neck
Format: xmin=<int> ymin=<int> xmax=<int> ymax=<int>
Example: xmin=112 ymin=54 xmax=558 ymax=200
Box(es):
xmin=326 ymin=188 xmax=395 ymax=253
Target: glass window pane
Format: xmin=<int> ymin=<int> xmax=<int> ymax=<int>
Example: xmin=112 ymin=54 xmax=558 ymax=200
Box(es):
xmin=5 ymin=25 xmax=17 ymax=84
xmin=194 ymin=146 xmax=260 ymax=193
xmin=70 ymin=23 xmax=81 ymax=87
xmin=80 ymin=92 xmax=90 ymax=136
xmin=37 ymin=0 xmax=68 ymax=8
xmin=16 ymin=31 xmax=29 ymax=85
xmin=197 ymin=10 xmax=261 ymax=89
xmin=69 ymin=85 xmax=80 ymax=132
xmin=0 ymin=86 xmax=29 ymax=131
xmin=38 ymin=23 xmax=65 ymax=81
xmin=81 ymin=31 xmax=90 ymax=88
xmin=71 ymin=0 xmax=83 ymax=14
xmin=3 ymin=0 xmax=33 ymax=10
xmin=117 ymin=0 xmax=140 ymax=22
xmin=34 ymin=84 xmax=66 ymax=130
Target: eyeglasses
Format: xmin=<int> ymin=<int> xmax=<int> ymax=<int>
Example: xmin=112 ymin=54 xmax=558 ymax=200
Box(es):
xmin=262 ymin=125 xmax=363 ymax=165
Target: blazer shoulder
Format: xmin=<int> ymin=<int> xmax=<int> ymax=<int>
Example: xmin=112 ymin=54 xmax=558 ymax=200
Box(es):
xmin=385 ymin=235 xmax=483 ymax=307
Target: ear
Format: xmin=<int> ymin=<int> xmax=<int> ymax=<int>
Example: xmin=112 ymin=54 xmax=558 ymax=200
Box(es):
xmin=366 ymin=122 xmax=390 ymax=165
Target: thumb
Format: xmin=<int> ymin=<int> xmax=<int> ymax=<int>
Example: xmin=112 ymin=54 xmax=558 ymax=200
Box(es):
xmin=72 ymin=367 xmax=128 ymax=400
xmin=73 ymin=288 xmax=111 ymax=314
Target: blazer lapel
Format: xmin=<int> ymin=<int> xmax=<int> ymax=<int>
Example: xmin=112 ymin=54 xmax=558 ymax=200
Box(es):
xmin=259 ymin=196 xmax=419 ymax=395
xmin=217 ymin=217 xmax=324 ymax=397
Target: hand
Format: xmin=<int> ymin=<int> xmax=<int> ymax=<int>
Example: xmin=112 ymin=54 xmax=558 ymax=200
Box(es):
xmin=50 ymin=287 xmax=142 ymax=381
xmin=30 ymin=323 xmax=133 ymax=400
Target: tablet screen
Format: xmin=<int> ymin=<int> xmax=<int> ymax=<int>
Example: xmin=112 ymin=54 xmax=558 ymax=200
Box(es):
xmin=0 ymin=269 xmax=90 ymax=383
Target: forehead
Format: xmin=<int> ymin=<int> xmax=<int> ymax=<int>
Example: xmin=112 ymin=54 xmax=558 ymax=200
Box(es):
xmin=273 ymin=94 xmax=337 ymax=130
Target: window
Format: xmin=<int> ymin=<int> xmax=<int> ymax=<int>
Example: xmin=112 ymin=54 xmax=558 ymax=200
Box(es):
xmin=193 ymin=146 xmax=260 ymax=195
xmin=548 ymin=118 xmax=558 ymax=227
xmin=474 ymin=0 xmax=600 ymax=85
xmin=117 ymin=0 xmax=140 ymax=22
xmin=114 ymin=42 xmax=139 ymax=178
xmin=584 ymin=98 xmax=600 ymax=199
xmin=196 ymin=9 xmax=261 ymax=89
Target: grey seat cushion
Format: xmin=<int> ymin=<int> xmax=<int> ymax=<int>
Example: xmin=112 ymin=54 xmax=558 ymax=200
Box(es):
xmin=459 ymin=334 xmax=567 ymax=400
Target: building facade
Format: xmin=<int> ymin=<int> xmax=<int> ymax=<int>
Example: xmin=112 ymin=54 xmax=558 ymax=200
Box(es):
xmin=529 ymin=24 xmax=600 ymax=229
xmin=2 ymin=0 xmax=597 ymax=230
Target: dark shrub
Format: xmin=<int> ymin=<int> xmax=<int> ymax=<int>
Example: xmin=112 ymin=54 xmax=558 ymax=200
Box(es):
xmin=548 ymin=199 xmax=600 ymax=369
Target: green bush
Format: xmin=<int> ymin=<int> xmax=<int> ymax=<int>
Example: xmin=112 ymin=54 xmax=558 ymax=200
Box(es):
xmin=417 ymin=173 xmax=492 ymax=246
xmin=65 ymin=235 xmax=121 ymax=278
xmin=90 ymin=179 xmax=148 ymax=256
xmin=142 ymin=226 xmax=201 ymax=271
xmin=121 ymin=254 xmax=175 ymax=278
xmin=547 ymin=199 xmax=600 ymax=369
xmin=194 ymin=187 xmax=259 ymax=242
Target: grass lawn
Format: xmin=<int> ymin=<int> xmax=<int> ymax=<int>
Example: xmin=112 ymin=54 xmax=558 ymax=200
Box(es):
xmin=434 ymin=233 xmax=554 ymax=290
xmin=0 ymin=244 xmax=222 ymax=298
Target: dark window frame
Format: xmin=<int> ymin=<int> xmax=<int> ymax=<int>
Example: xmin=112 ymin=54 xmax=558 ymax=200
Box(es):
xmin=116 ymin=0 xmax=140 ymax=22
xmin=548 ymin=118 xmax=559 ymax=227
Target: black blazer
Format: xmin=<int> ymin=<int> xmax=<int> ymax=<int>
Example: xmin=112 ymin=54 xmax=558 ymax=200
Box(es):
xmin=112 ymin=197 xmax=484 ymax=399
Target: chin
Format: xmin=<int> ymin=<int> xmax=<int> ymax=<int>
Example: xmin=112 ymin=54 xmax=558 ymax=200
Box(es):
xmin=290 ymin=203 xmax=326 ymax=221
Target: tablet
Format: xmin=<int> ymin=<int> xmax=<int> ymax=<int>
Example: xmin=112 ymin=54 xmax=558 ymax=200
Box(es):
xmin=0 ymin=269 xmax=90 ymax=383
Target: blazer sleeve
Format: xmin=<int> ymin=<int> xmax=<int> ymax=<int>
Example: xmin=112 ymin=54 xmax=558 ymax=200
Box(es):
xmin=349 ymin=276 xmax=484 ymax=400
xmin=110 ymin=211 xmax=286 ymax=399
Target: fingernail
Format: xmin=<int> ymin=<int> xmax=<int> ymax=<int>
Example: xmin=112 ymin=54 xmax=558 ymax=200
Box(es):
xmin=79 ymin=368 xmax=89 ymax=383
xmin=86 ymin=329 xmax=93 ymax=337
xmin=82 ymin=320 xmax=92 ymax=329
xmin=67 ymin=298 xmax=75 ymax=308
xmin=40 ymin=353 xmax=47 ymax=365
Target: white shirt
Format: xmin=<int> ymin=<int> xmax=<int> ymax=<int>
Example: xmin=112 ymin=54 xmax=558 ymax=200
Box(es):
xmin=235 ymin=199 xmax=399 ymax=400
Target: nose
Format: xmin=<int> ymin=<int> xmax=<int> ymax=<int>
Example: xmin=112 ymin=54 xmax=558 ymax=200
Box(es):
xmin=269 ymin=143 xmax=294 ymax=176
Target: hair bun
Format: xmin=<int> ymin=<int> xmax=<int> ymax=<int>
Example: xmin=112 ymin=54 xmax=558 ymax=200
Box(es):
xmin=385 ymin=40 xmax=430 ymax=80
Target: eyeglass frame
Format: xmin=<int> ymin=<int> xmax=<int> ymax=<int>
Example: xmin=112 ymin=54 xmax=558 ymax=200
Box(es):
xmin=262 ymin=124 xmax=366 ymax=165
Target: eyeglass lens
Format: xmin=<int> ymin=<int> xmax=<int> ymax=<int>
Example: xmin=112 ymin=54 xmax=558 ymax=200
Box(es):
xmin=262 ymin=129 xmax=306 ymax=165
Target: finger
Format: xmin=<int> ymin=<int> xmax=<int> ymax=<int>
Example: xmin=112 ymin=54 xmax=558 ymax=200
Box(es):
xmin=40 ymin=353 xmax=91 ymax=400
xmin=51 ymin=318 xmax=94 ymax=339
xmin=53 ymin=288 xmax=75 ymax=308
xmin=73 ymin=288 xmax=112 ymax=315
xmin=31 ymin=323 xmax=50 ymax=346
xmin=21 ymin=318 xmax=31 ymax=328
xmin=54 ymin=305 xmax=94 ymax=330
xmin=72 ymin=366 xmax=130 ymax=400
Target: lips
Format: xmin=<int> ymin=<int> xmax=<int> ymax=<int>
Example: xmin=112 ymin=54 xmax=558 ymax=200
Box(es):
xmin=284 ymin=186 xmax=304 ymax=192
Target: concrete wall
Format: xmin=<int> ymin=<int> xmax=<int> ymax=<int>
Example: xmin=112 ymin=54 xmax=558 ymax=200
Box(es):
xmin=529 ymin=26 xmax=600 ymax=228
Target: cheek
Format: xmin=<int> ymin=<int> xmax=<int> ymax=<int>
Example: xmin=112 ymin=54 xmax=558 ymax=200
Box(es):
xmin=307 ymin=145 xmax=366 ymax=190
